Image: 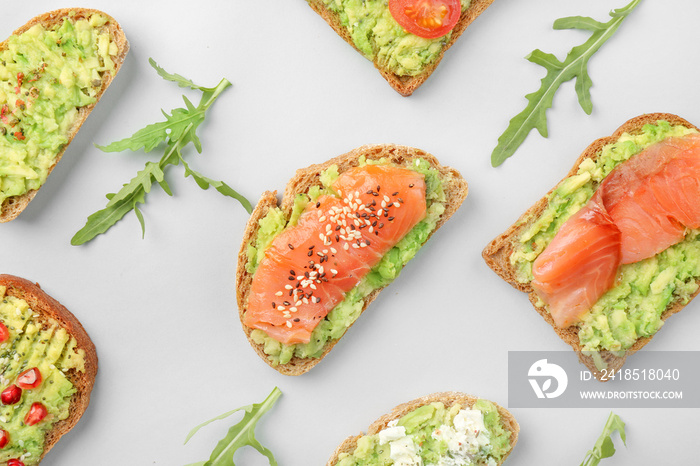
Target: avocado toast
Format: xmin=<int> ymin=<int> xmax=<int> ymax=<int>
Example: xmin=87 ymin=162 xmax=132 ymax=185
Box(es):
xmin=0 ymin=8 xmax=128 ymax=222
xmin=483 ymin=113 xmax=700 ymax=379
xmin=327 ymin=392 xmax=518 ymax=466
xmin=237 ymin=144 xmax=468 ymax=375
xmin=0 ymin=275 xmax=97 ymax=465
xmin=306 ymin=0 xmax=495 ymax=96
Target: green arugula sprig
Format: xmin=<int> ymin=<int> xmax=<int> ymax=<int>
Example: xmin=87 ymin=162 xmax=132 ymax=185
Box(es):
xmin=580 ymin=412 xmax=627 ymax=466
xmin=491 ymin=0 xmax=641 ymax=167
xmin=184 ymin=387 xmax=282 ymax=466
xmin=71 ymin=59 xmax=252 ymax=245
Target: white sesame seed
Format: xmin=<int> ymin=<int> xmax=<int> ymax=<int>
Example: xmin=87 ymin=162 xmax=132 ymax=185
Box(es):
xmin=393 ymin=202 xmax=400 ymax=207
xmin=285 ymin=284 xmax=293 ymax=290
xmin=352 ymin=243 xmax=360 ymax=249
xmin=360 ymin=242 xmax=367 ymax=248
xmin=278 ymin=306 xmax=286 ymax=311
xmin=319 ymin=216 xmax=327 ymax=222
xmin=286 ymin=321 xmax=292 ymax=328
xmin=290 ymin=307 xmax=298 ymax=313
xmin=383 ymin=195 xmax=390 ymax=202
xmin=310 ymin=284 xmax=317 ymax=290
xmin=330 ymin=269 xmax=338 ymax=275
xmin=330 ymin=247 xmax=337 ymax=254
xmin=343 ymin=243 xmax=349 ymax=250
xmin=275 ymin=291 xmax=283 ymax=296
xmin=295 ymin=300 xmax=302 ymax=306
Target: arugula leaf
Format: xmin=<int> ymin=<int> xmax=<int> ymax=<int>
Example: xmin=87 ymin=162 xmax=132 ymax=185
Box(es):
xmin=579 ymin=412 xmax=627 ymax=466
xmin=149 ymin=58 xmax=218 ymax=92
xmin=72 ymin=59 xmax=252 ymax=245
xmin=184 ymin=387 xmax=282 ymax=466
xmin=491 ymin=0 xmax=641 ymax=166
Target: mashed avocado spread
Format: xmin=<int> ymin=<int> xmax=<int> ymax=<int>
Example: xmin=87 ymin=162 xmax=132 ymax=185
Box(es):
xmin=510 ymin=121 xmax=700 ymax=353
xmin=0 ymin=13 xmax=118 ymax=207
xmin=0 ymin=286 xmax=86 ymax=465
xmin=318 ymin=0 xmax=471 ymax=76
xmin=246 ymin=157 xmax=445 ymax=365
xmin=335 ymin=400 xmax=511 ymax=466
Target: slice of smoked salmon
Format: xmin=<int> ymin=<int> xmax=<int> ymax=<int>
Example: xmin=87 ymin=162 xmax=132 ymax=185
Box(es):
xmin=245 ymin=164 xmax=427 ymax=345
xmin=532 ymin=132 xmax=700 ymax=328
xmin=532 ymin=192 xmax=622 ymax=328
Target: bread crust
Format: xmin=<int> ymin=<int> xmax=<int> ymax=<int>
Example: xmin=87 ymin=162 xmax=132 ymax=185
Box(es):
xmin=306 ymin=0 xmax=495 ymax=96
xmin=0 ymin=8 xmax=129 ymax=222
xmin=325 ymin=392 xmax=519 ymax=466
xmin=0 ymin=274 xmax=97 ymax=463
xmin=236 ymin=144 xmax=468 ymax=375
xmin=482 ymin=113 xmax=700 ymax=380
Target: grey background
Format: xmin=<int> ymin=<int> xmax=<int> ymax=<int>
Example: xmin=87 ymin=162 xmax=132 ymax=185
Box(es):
xmin=3 ymin=0 xmax=700 ymax=464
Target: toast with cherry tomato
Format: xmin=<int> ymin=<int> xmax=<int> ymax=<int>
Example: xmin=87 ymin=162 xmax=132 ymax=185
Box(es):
xmin=306 ymin=0 xmax=495 ymax=96
xmin=0 ymin=275 xmax=97 ymax=465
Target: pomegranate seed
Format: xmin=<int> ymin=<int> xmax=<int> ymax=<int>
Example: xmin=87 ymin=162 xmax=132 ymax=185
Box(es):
xmin=0 ymin=322 xmax=8 ymax=342
xmin=0 ymin=429 xmax=8 ymax=449
xmin=7 ymin=459 xmax=24 ymax=466
xmin=24 ymin=402 xmax=48 ymax=426
xmin=17 ymin=367 xmax=41 ymax=390
xmin=1 ymin=385 xmax=21 ymax=405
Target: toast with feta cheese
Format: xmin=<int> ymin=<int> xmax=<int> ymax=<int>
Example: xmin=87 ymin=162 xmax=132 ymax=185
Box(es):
xmin=326 ymin=392 xmax=519 ymax=466
xmin=0 ymin=274 xmax=97 ymax=465
xmin=306 ymin=0 xmax=495 ymax=96
xmin=0 ymin=8 xmax=129 ymax=222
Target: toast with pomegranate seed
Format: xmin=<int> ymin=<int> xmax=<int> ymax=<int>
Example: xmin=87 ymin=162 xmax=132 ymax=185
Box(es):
xmin=482 ymin=113 xmax=700 ymax=380
xmin=0 ymin=274 xmax=97 ymax=465
xmin=326 ymin=392 xmax=519 ymax=465
xmin=0 ymin=8 xmax=129 ymax=222
xmin=236 ymin=144 xmax=468 ymax=375
xmin=306 ymin=0 xmax=495 ymax=96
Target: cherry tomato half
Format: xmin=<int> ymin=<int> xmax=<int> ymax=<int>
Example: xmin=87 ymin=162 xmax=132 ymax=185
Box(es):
xmin=0 ymin=429 xmax=9 ymax=449
xmin=0 ymin=322 xmax=9 ymax=342
xmin=17 ymin=367 xmax=41 ymax=390
xmin=388 ymin=0 xmax=461 ymax=39
xmin=7 ymin=459 xmax=24 ymax=466
xmin=24 ymin=402 xmax=47 ymax=426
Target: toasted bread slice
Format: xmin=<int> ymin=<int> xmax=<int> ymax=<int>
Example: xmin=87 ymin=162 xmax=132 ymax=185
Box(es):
xmin=306 ymin=0 xmax=495 ymax=96
xmin=0 ymin=8 xmax=129 ymax=222
xmin=326 ymin=392 xmax=519 ymax=466
xmin=236 ymin=144 xmax=468 ymax=375
xmin=483 ymin=113 xmax=700 ymax=380
xmin=0 ymin=274 xmax=97 ymax=464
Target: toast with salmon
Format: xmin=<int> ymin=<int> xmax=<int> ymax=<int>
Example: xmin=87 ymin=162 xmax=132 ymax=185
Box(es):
xmin=0 ymin=274 xmax=97 ymax=465
xmin=326 ymin=392 xmax=519 ymax=466
xmin=483 ymin=113 xmax=700 ymax=380
xmin=0 ymin=8 xmax=129 ymax=222
xmin=306 ymin=0 xmax=495 ymax=96
xmin=236 ymin=144 xmax=468 ymax=375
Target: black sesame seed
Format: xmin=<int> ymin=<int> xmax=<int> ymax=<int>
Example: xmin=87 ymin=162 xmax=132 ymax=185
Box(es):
xmin=288 ymin=243 xmax=294 ymax=250
xmin=388 ymin=217 xmax=395 ymax=221
xmin=392 ymin=191 xmax=399 ymax=196
xmin=316 ymin=202 xmax=321 ymax=208
xmin=409 ymin=183 xmax=414 ymax=188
